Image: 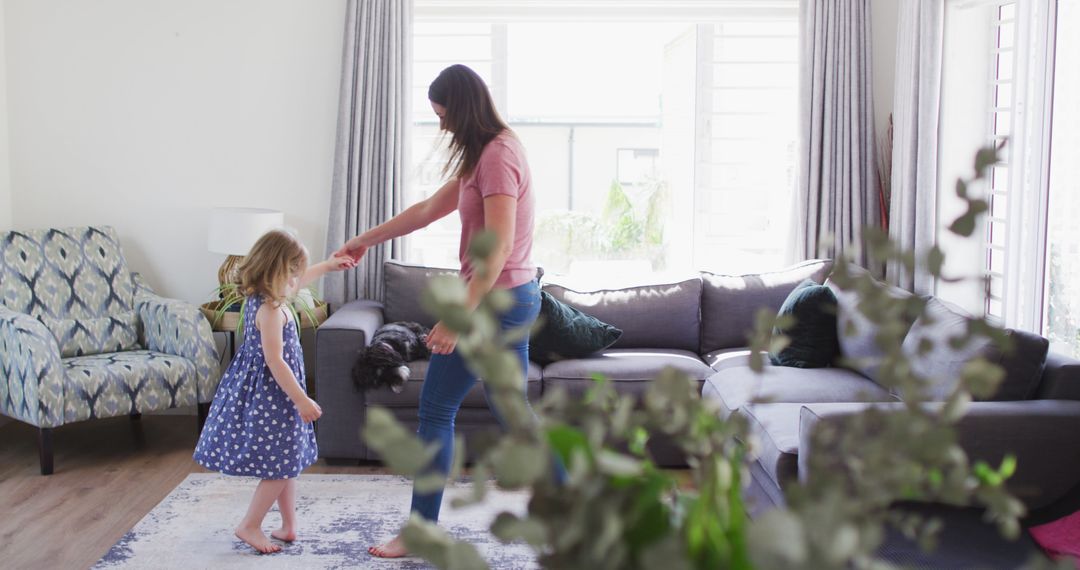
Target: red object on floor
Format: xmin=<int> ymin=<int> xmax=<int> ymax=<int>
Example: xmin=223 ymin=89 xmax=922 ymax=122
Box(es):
xmin=1029 ymin=509 xmax=1080 ymax=567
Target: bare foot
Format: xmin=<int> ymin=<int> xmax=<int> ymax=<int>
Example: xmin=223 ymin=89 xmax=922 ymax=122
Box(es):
xmin=235 ymin=525 xmax=282 ymax=554
xmin=368 ymin=534 xmax=408 ymax=558
xmin=271 ymin=528 xmax=296 ymax=542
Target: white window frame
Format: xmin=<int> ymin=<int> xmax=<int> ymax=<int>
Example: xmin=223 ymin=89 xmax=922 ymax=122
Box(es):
xmin=977 ymin=0 xmax=1057 ymax=332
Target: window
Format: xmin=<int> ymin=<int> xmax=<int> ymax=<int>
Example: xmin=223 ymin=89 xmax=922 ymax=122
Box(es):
xmin=966 ymin=0 xmax=1056 ymax=333
xmin=405 ymin=4 xmax=799 ymax=283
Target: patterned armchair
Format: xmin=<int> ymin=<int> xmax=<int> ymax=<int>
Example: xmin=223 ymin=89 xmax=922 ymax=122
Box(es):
xmin=0 ymin=226 xmax=220 ymax=474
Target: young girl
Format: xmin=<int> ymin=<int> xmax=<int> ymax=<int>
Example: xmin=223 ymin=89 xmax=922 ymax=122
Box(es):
xmin=194 ymin=229 xmax=355 ymax=554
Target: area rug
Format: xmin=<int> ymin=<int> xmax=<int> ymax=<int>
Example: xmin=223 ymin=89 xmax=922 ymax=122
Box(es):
xmin=94 ymin=474 xmax=536 ymax=569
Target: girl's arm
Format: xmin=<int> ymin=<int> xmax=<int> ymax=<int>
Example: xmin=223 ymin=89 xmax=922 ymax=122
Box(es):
xmin=336 ymin=178 xmax=461 ymax=258
xmin=256 ymin=303 xmax=322 ymax=422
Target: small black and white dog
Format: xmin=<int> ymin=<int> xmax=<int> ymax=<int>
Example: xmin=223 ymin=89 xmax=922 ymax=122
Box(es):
xmin=352 ymin=321 xmax=431 ymax=394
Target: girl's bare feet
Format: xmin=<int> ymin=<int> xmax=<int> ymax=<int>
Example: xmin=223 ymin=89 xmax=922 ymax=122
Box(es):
xmin=271 ymin=527 xmax=296 ymax=542
xmin=235 ymin=525 xmax=282 ymax=554
xmin=368 ymin=534 xmax=408 ymax=558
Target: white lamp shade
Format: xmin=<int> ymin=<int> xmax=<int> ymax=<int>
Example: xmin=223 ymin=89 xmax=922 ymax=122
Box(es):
xmin=207 ymin=207 xmax=285 ymax=256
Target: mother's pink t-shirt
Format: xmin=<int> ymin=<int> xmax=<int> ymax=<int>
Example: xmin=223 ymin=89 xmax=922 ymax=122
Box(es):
xmin=457 ymin=132 xmax=536 ymax=289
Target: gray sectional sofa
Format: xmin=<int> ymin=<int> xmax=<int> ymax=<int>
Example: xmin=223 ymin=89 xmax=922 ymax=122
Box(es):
xmin=719 ymin=277 xmax=1080 ymax=519
xmin=315 ymin=259 xmax=1080 ymax=535
xmin=316 ymin=258 xmax=831 ymax=464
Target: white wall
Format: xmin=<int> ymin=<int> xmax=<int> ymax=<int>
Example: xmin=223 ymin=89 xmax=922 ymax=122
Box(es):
xmin=4 ymin=0 xmax=346 ymax=304
xmin=870 ymin=0 xmax=900 ymax=148
xmin=0 ymin=0 xmax=12 ymax=231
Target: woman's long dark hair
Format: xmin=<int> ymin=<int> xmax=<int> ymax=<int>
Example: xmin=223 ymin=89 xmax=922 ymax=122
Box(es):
xmin=428 ymin=64 xmax=510 ymax=180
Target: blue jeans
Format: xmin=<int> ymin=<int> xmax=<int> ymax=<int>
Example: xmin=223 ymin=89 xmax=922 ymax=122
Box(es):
xmin=410 ymin=278 xmax=552 ymax=521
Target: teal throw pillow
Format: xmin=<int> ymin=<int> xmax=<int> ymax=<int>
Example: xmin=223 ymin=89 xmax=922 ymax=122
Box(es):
xmin=529 ymin=291 xmax=622 ymax=365
xmin=769 ymin=279 xmax=840 ymax=368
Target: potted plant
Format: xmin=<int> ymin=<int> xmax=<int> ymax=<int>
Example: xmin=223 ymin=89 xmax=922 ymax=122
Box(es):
xmin=200 ymin=283 xmax=329 ymax=335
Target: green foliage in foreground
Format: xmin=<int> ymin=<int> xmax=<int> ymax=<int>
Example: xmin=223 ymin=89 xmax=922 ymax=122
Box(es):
xmin=363 ymin=146 xmax=1069 ymax=569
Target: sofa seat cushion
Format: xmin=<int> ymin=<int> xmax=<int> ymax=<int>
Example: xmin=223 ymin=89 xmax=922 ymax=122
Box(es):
xmin=541 ymin=348 xmax=713 ymax=398
xmin=700 ymin=259 xmax=833 ymax=353
xmin=63 ymin=350 xmax=197 ymax=423
xmin=365 ymin=359 xmax=543 ymax=408
xmin=702 ymin=365 xmax=896 ymax=416
xmin=740 ymin=403 xmax=804 ymax=490
xmin=703 ymin=348 xmax=766 ymax=372
xmin=542 ymin=277 xmax=702 ymax=352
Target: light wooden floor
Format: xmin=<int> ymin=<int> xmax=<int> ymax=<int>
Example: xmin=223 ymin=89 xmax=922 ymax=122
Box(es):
xmin=0 ymin=414 xmax=387 ymax=570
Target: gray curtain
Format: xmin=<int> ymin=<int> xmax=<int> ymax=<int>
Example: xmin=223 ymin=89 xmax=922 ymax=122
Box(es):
xmin=796 ymin=0 xmax=879 ymax=271
xmin=887 ymin=0 xmax=944 ymax=294
xmin=325 ymin=0 xmax=411 ymax=307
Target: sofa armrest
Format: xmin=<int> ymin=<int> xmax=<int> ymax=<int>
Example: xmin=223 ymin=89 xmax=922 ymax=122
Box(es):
xmin=798 ymin=400 xmax=1080 ymax=511
xmin=315 ymin=299 xmax=384 ymax=460
xmin=134 ymin=277 xmax=221 ymax=403
xmin=1033 ymin=351 xmax=1080 ymax=401
xmin=0 ymin=307 xmax=66 ymax=428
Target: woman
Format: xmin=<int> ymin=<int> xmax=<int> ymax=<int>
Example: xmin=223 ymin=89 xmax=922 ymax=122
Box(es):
xmin=336 ymin=64 xmax=544 ymax=559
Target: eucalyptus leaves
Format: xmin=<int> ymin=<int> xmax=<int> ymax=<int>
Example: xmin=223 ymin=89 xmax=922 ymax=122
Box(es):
xmin=362 ymin=146 xmax=1059 ymax=569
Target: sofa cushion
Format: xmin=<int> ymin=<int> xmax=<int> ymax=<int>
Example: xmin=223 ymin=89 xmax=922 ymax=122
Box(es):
xmin=700 ymin=259 xmax=833 ymax=353
xmin=529 ymin=291 xmax=622 ymax=365
xmin=365 ymin=359 xmax=543 ymax=408
xmin=62 ymin=350 xmax=197 ymax=423
xmin=901 ymin=297 xmax=1048 ymax=401
xmin=796 ymin=400 xmax=1080 ymax=510
xmin=703 ymin=348 xmax=765 ymax=372
xmin=740 ymin=403 xmax=803 ymax=490
xmin=1 ymin=226 xmax=141 ymax=357
xmin=770 ymin=280 xmax=840 ymax=368
xmin=702 ymin=365 xmax=896 ymax=416
xmin=998 ymin=329 xmax=1050 ymax=400
xmin=541 ymin=348 xmax=713 ymax=398
xmin=542 ymin=277 xmax=702 ymax=352
xmin=382 ymin=261 xmax=459 ymax=328
xmin=1033 ymin=351 xmax=1080 ymax=401
xmin=826 ymin=268 xmax=918 ymax=385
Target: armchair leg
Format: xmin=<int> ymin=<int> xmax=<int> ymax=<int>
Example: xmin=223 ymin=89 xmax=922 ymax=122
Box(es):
xmin=38 ymin=428 xmax=54 ymax=476
xmin=197 ymin=403 xmax=210 ymax=433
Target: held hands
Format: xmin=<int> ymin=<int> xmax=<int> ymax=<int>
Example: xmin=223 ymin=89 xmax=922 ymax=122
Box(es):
xmin=333 ymin=236 xmax=370 ymax=264
xmin=426 ymin=321 xmax=458 ymax=355
xmin=326 ymin=252 xmax=358 ymax=271
xmin=297 ymin=397 xmax=323 ymax=423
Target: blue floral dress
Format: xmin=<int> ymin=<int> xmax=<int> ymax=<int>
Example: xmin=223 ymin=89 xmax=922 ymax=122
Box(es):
xmin=193 ymin=295 xmax=318 ymax=479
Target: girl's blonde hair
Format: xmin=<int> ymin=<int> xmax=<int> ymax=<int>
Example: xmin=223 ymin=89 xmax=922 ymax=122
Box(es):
xmin=239 ymin=229 xmax=309 ymax=305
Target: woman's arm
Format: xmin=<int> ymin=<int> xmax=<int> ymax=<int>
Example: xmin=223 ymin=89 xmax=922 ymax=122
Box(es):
xmin=464 ymin=194 xmax=516 ymax=309
xmin=257 ymin=304 xmax=322 ymax=422
xmin=426 ymin=194 xmax=516 ymax=355
xmin=336 ymin=178 xmax=461 ymax=258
